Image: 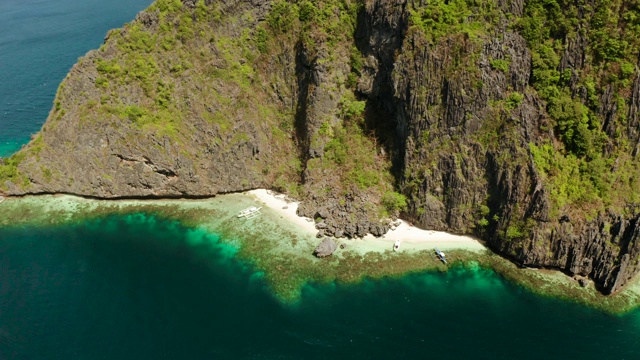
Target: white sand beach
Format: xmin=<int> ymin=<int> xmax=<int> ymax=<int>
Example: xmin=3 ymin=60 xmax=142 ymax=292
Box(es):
xmin=248 ymin=189 xmax=486 ymax=254
xmin=247 ymin=189 xmax=318 ymax=233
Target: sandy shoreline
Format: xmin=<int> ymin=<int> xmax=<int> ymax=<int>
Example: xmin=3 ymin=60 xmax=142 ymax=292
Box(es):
xmin=1 ymin=189 xmax=485 ymax=254
xmin=4 ymin=192 xmax=640 ymax=312
xmin=247 ymin=189 xmax=486 ymax=254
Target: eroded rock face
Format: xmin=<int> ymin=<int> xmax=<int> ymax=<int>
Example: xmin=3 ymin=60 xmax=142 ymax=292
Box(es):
xmin=345 ymin=0 xmax=640 ymax=294
xmin=298 ymin=194 xmax=390 ymax=239
xmin=6 ymin=0 xmax=640 ymax=293
xmin=7 ymin=0 xmax=288 ymax=199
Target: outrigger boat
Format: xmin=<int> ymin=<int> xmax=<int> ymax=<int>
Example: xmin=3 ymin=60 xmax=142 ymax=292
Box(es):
xmin=393 ymin=239 xmax=401 ymax=251
xmin=237 ymin=206 xmax=262 ymax=219
xmin=434 ymin=247 xmax=447 ymax=264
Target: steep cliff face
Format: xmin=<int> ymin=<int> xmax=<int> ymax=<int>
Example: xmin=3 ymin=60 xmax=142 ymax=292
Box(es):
xmin=3 ymin=0 xmax=640 ymax=293
xmin=353 ymin=0 xmax=640 ymax=293
xmin=3 ymin=0 xmax=299 ymax=198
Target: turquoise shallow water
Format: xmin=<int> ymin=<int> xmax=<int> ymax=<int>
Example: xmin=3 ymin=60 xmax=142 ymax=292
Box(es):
xmin=1 ymin=214 xmax=639 ymax=359
xmin=2 ymin=0 xmax=640 ymax=358
xmin=0 ymin=0 xmax=153 ymax=157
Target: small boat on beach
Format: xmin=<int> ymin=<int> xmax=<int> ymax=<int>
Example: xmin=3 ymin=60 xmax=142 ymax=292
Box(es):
xmin=434 ymin=247 xmax=447 ymax=264
xmin=393 ymin=239 xmax=401 ymax=251
xmin=237 ymin=206 xmax=262 ymax=219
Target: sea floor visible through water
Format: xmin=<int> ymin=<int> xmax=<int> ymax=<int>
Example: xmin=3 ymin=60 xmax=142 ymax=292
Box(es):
xmin=2 ymin=0 xmax=640 ymax=357
xmin=1 ymin=194 xmax=640 ymax=359
xmin=2 ymin=194 xmax=640 ymax=314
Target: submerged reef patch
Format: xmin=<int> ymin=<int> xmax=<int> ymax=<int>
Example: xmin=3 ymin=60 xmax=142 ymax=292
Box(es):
xmin=1 ymin=194 xmax=639 ymax=313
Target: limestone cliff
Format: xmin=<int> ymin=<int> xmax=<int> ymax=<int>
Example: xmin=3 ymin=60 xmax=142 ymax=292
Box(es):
xmin=3 ymin=0 xmax=640 ymax=294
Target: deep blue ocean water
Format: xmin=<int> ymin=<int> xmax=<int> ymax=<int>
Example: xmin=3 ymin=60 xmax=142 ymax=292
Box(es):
xmin=1 ymin=1 xmax=640 ymax=359
xmin=1 ymin=215 xmax=639 ymax=359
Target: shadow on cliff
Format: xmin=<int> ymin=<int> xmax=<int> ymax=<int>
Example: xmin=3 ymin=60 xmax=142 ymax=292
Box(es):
xmin=353 ymin=1 xmax=409 ymax=181
xmin=293 ymin=40 xmax=313 ymax=183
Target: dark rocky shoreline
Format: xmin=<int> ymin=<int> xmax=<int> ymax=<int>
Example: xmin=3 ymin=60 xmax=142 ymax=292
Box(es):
xmin=3 ymin=0 xmax=640 ymax=295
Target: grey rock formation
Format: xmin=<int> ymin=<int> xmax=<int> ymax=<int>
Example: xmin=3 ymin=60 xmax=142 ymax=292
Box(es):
xmin=4 ymin=0 xmax=640 ymax=294
xmin=314 ymin=238 xmax=338 ymax=258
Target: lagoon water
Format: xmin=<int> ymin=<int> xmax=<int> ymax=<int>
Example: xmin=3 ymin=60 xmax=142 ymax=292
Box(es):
xmin=1 ymin=1 xmax=640 ymax=359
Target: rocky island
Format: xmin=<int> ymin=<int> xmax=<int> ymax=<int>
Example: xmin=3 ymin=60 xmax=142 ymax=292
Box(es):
xmin=2 ymin=0 xmax=640 ymax=298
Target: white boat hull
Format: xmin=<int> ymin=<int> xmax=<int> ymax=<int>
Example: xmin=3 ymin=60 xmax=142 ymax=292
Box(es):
xmin=237 ymin=206 xmax=262 ymax=218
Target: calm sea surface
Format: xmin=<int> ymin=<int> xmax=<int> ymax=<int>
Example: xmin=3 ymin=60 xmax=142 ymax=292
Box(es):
xmin=1 ymin=215 xmax=640 ymax=359
xmin=1 ymin=1 xmax=640 ymax=359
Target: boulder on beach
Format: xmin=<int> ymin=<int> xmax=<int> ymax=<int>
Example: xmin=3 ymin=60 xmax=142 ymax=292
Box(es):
xmin=314 ymin=238 xmax=337 ymax=258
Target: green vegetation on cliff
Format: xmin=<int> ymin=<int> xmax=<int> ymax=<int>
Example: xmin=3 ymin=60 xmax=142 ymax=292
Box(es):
xmin=521 ymin=0 xmax=640 ymax=217
xmin=0 ymin=153 xmax=27 ymax=188
xmin=263 ymin=0 xmax=399 ymax=218
xmin=5 ymin=0 xmax=640 ymax=294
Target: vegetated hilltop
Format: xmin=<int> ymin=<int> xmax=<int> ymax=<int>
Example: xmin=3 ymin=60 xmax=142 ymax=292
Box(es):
xmin=3 ymin=0 xmax=640 ymax=294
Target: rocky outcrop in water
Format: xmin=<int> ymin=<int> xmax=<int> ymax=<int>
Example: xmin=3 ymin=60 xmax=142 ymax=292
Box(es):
xmin=314 ymin=238 xmax=338 ymax=258
xmin=4 ymin=0 xmax=640 ymax=294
